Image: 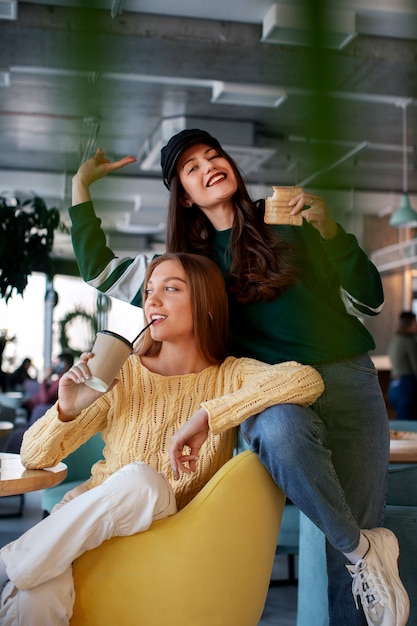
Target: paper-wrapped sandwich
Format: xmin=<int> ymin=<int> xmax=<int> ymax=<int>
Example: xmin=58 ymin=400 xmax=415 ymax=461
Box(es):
xmin=264 ymin=186 xmax=303 ymax=226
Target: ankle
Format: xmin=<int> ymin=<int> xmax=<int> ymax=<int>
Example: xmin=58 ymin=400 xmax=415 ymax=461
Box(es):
xmin=343 ymin=532 xmax=370 ymax=564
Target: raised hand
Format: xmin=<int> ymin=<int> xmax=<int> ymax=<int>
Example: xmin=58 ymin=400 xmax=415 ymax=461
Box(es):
xmin=76 ymin=148 xmax=137 ymax=187
xmin=72 ymin=148 xmax=137 ymax=204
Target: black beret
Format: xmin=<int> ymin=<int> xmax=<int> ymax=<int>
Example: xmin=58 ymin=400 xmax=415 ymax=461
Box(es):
xmin=160 ymin=128 xmax=222 ymax=189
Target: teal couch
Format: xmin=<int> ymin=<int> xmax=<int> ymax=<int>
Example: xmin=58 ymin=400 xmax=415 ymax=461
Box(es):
xmin=297 ymin=420 xmax=417 ymax=626
xmin=41 ymin=433 xmax=105 ymax=516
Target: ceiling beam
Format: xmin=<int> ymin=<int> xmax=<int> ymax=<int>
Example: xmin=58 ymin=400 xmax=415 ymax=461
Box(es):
xmin=1 ymin=3 xmax=416 ymax=75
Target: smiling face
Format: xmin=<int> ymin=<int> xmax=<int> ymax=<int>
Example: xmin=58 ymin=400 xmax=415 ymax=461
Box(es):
xmin=177 ymin=143 xmax=238 ymax=210
xmin=143 ymin=259 xmax=194 ymax=345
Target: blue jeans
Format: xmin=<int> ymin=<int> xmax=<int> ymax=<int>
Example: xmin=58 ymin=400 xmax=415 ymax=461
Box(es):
xmin=240 ymin=353 xmax=389 ymax=626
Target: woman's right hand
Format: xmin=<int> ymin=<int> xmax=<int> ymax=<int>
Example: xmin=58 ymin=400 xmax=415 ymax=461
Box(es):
xmin=57 ymin=352 xmax=107 ymax=421
xmin=72 ymin=148 xmax=137 ymax=204
xmin=169 ymin=408 xmax=209 ymax=480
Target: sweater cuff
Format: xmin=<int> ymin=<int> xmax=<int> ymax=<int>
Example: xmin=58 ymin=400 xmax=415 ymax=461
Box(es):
xmin=68 ymin=201 xmax=97 ymax=225
xmin=320 ymin=223 xmax=354 ymax=257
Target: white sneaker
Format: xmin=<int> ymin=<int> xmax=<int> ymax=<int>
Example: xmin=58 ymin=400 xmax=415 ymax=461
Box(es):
xmin=346 ymin=528 xmax=409 ymax=626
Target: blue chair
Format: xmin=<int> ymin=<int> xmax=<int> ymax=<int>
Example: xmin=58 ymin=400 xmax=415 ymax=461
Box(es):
xmin=271 ymin=501 xmax=300 ymax=585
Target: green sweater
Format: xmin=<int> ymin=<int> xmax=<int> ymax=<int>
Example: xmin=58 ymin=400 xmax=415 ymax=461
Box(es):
xmin=69 ymin=202 xmax=383 ymax=366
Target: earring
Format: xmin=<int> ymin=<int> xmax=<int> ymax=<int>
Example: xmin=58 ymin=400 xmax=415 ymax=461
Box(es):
xmin=208 ymin=312 xmax=213 ymax=321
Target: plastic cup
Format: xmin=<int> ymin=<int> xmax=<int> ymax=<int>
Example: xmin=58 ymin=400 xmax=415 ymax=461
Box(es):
xmin=84 ymin=330 xmax=133 ymax=392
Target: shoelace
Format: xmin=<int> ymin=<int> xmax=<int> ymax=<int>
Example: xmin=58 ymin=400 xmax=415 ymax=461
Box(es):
xmin=348 ymin=559 xmax=386 ymax=613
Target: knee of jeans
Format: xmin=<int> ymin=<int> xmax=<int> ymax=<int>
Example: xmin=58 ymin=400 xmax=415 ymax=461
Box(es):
xmin=103 ymin=463 xmax=175 ymax=536
xmin=242 ymin=404 xmax=314 ymax=443
xmin=241 ymin=405 xmax=321 ymax=466
xmin=103 ymin=463 xmax=173 ymax=512
xmin=105 ymin=462 xmax=161 ymax=495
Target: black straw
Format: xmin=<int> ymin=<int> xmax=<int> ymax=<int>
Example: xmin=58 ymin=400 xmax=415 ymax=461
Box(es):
xmin=131 ymin=320 xmax=154 ymax=345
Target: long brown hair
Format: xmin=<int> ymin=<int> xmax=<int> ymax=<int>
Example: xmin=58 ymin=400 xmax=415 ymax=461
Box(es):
xmin=165 ymin=147 xmax=298 ymax=304
xmin=136 ymin=253 xmax=229 ymax=364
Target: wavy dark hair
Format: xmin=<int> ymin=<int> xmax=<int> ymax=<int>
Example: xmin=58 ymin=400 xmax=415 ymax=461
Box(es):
xmin=165 ymin=146 xmax=298 ymax=304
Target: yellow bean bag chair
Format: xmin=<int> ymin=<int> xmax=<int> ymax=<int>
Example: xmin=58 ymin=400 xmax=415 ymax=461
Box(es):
xmin=71 ymin=451 xmax=285 ymax=626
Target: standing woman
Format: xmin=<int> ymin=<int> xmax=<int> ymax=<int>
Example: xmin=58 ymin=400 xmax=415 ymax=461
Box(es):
xmin=388 ymin=310 xmax=417 ymax=420
xmin=0 ymin=253 xmax=324 ymax=626
xmin=69 ymin=132 xmax=408 ymax=626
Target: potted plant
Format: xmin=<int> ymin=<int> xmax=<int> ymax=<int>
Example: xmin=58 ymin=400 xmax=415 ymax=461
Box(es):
xmin=0 ymin=194 xmax=61 ymax=302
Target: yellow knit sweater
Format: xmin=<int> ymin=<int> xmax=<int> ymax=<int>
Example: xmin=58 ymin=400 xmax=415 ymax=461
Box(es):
xmin=21 ymin=355 xmax=323 ymax=510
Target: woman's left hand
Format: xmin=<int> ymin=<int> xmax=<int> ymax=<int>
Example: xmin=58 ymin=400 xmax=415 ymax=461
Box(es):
xmin=289 ymin=192 xmax=338 ymax=240
xmin=169 ymin=408 xmax=210 ymax=480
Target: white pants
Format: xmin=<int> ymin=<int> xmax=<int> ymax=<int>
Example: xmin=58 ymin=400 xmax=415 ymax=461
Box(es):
xmin=0 ymin=462 xmax=177 ymax=626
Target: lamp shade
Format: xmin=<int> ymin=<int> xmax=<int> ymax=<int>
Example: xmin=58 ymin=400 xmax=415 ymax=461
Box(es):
xmin=389 ymin=193 xmax=417 ymax=227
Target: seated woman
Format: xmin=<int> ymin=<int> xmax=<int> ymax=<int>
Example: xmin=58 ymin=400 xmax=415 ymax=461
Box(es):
xmin=0 ymin=252 xmax=323 ymax=626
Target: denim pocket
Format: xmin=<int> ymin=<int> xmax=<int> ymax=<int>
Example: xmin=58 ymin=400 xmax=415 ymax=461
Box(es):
xmin=343 ymin=353 xmax=378 ymax=376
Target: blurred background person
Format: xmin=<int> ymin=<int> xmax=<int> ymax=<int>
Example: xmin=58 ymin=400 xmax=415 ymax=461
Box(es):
xmin=4 ymin=351 xmax=75 ymax=454
xmin=24 ymin=351 xmax=74 ymax=418
xmin=9 ymin=357 xmax=37 ymax=393
xmin=388 ymin=310 xmax=417 ymax=420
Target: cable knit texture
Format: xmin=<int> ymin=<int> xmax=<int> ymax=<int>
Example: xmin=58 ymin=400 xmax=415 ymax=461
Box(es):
xmin=20 ymin=355 xmax=323 ymax=510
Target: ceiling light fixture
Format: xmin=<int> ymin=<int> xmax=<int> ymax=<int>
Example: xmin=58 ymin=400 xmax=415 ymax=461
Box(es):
xmin=389 ymin=99 xmax=417 ymax=227
xmin=261 ymin=4 xmax=356 ymax=49
xmin=211 ymin=82 xmax=287 ymax=108
xmin=0 ymin=0 xmax=17 ymax=20
xmin=115 ymin=222 xmax=165 ymax=236
xmin=0 ymin=71 xmax=10 ymax=87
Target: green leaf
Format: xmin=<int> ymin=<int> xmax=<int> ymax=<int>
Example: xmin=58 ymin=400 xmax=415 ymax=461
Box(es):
xmin=0 ymin=195 xmax=61 ymax=302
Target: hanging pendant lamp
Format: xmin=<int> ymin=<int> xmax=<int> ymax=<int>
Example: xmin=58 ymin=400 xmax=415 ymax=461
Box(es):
xmin=389 ymin=193 xmax=417 ymax=226
xmin=389 ymin=99 xmax=417 ymax=227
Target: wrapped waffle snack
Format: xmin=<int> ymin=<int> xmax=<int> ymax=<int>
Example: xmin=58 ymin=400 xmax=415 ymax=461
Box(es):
xmin=264 ymin=186 xmax=303 ymax=226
